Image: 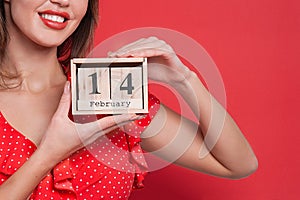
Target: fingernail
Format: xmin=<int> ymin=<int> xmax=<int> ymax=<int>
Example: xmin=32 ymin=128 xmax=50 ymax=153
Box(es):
xmin=115 ymin=53 xmax=122 ymax=57
xmin=115 ymin=51 xmax=126 ymax=57
xmin=132 ymin=114 xmax=146 ymax=120
xmin=107 ymin=51 xmax=115 ymax=57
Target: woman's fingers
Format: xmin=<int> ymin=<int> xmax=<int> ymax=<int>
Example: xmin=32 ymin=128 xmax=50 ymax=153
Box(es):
xmin=53 ymin=81 xmax=71 ymax=117
xmin=78 ymin=114 xmax=142 ymax=140
xmin=83 ymin=120 xmax=135 ymax=146
xmin=108 ymin=37 xmax=171 ymax=58
xmin=115 ymin=45 xmax=174 ymax=61
xmin=108 ymin=38 xmax=147 ymax=57
xmin=108 ymin=37 xmax=189 ymax=84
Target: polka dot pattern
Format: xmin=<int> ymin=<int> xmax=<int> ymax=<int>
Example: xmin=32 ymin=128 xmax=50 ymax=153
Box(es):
xmin=0 ymin=94 xmax=160 ymax=199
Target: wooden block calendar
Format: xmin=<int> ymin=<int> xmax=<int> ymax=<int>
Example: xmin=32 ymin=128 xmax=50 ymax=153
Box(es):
xmin=71 ymin=58 xmax=148 ymax=115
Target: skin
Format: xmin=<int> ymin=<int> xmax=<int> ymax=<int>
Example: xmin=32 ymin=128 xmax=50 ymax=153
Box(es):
xmin=0 ymin=0 xmax=258 ymax=199
xmin=0 ymin=0 xmax=140 ymax=199
xmin=111 ymin=38 xmax=258 ymax=178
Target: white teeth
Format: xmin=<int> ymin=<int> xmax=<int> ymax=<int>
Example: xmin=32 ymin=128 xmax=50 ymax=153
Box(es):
xmin=41 ymin=14 xmax=65 ymax=23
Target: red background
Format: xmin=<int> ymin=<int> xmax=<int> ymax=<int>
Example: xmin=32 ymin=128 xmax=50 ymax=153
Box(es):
xmin=94 ymin=0 xmax=300 ymax=199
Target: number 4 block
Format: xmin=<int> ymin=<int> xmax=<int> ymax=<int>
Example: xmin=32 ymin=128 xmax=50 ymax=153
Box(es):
xmin=71 ymin=58 xmax=148 ymax=115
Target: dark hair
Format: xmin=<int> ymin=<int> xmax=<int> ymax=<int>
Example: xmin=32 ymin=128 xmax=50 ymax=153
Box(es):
xmin=0 ymin=1 xmax=8 ymax=64
xmin=58 ymin=0 xmax=99 ymax=69
xmin=0 ymin=0 xmax=99 ymax=88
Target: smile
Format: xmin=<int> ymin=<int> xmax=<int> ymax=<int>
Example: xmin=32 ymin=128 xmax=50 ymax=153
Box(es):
xmin=39 ymin=10 xmax=70 ymax=30
xmin=41 ymin=14 xmax=65 ymax=23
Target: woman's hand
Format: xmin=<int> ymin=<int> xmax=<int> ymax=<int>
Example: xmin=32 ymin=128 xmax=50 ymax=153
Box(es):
xmin=108 ymin=37 xmax=192 ymax=85
xmin=0 ymin=81 xmax=140 ymax=199
xmin=38 ymin=81 xmax=140 ymax=165
xmin=109 ymin=37 xmax=258 ymax=179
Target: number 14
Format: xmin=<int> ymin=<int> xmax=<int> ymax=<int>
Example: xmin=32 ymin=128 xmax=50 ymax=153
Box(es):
xmin=89 ymin=72 xmax=135 ymax=95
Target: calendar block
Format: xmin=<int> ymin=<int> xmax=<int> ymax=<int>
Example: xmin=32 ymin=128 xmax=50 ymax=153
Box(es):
xmin=71 ymin=58 xmax=148 ymax=115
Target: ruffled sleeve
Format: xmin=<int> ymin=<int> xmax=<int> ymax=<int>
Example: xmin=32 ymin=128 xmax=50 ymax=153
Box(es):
xmin=124 ymin=94 xmax=161 ymax=189
xmin=0 ymin=92 xmax=161 ymax=198
xmin=52 ymin=159 xmax=75 ymax=193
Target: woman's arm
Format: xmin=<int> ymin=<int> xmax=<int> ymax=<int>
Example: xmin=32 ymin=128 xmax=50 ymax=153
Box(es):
xmin=0 ymin=82 xmax=140 ymax=199
xmin=0 ymin=147 xmax=57 ymax=199
xmin=109 ymin=37 xmax=258 ymax=179
xmin=142 ymin=73 xmax=258 ymax=179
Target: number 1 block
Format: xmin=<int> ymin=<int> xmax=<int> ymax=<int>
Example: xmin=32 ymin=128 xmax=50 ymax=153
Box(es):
xmin=71 ymin=58 xmax=148 ymax=115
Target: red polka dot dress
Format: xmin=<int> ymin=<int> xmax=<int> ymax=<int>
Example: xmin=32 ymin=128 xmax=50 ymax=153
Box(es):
xmin=0 ymin=94 xmax=160 ymax=199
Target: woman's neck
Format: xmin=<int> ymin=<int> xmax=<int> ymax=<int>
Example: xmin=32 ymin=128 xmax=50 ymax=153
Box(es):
xmin=3 ymin=38 xmax=67 ymax=93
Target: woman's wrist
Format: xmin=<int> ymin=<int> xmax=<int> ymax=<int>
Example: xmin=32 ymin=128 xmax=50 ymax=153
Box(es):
xmin=33 ymin=146 xmax=62 ymax=171
xmin=172 ymin=70 xmax=204 ymax=94
xmin=169 ymin=70 xmax=209 ymax=119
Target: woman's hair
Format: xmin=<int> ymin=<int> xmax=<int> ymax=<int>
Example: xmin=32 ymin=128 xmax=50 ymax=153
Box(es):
xmin=0 ymin=1 xmax=7 ymax=64
xmin=58 ymin=0 xmax=99 ymax=69
xmin=0 ymin=0 xmax=99 ymax=88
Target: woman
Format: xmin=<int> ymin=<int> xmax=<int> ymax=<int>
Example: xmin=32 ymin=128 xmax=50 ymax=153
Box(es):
xmin=0 ymin=0 xmax=258 ymax=199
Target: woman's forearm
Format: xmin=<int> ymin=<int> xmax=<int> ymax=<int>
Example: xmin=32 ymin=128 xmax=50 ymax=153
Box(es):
xmin=0 ymin=148 xmax=56 ymax=200
xmin=172 ymin=71 xmax=258 ymax=178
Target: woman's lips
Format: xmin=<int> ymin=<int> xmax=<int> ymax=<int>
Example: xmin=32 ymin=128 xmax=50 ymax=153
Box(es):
xmin=39 ymin=10 xmax=70 ymax=30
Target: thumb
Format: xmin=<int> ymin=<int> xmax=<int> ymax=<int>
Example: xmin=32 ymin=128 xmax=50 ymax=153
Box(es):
xmin=55 ymin=81 xmax=71 ymax=117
